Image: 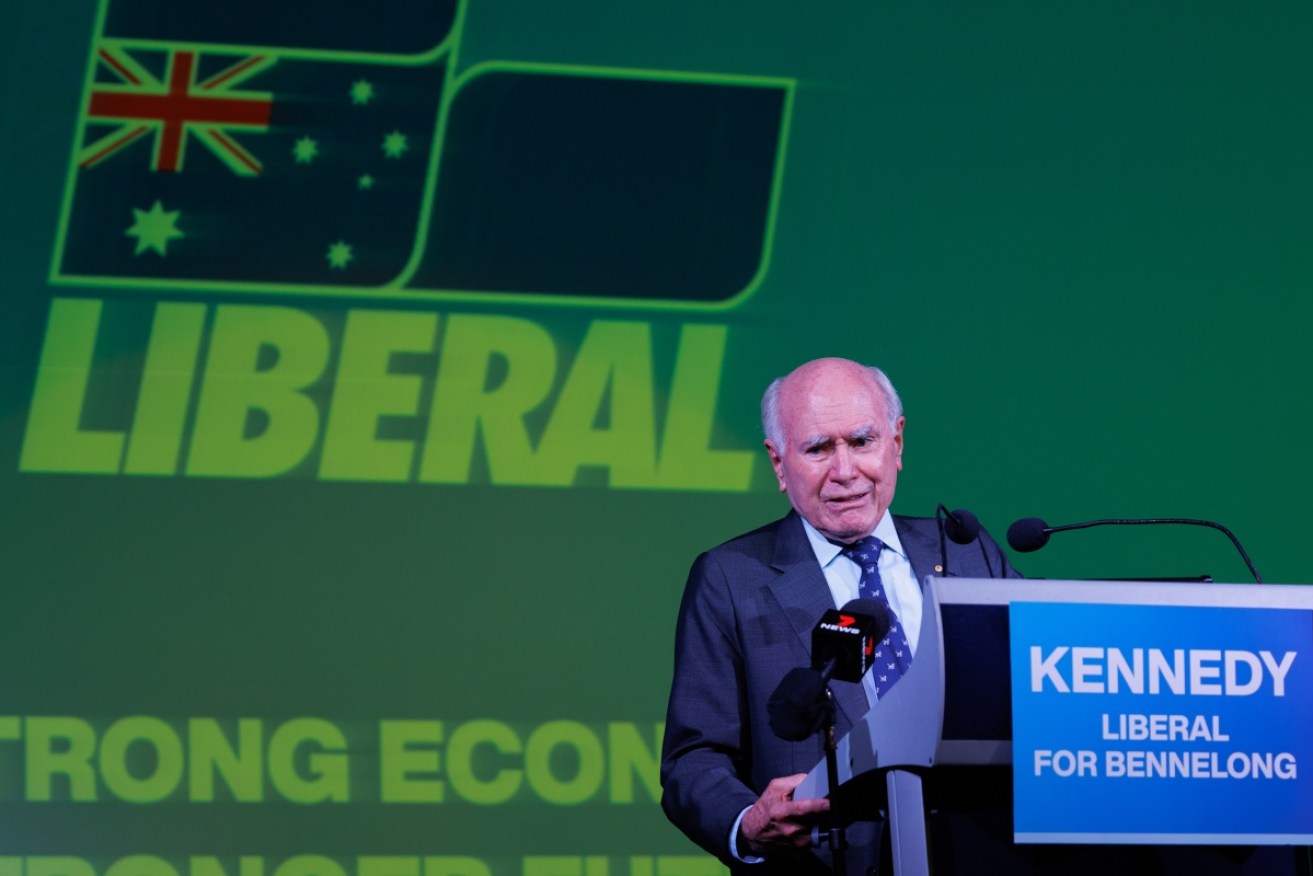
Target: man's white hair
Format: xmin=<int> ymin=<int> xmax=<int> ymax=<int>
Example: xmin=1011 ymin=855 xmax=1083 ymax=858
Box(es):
xmin=760 ymin=360 xmax=903 ymax=448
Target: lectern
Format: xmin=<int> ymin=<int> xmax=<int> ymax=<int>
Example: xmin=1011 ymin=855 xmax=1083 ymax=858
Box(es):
xmin=797 ymin=577 xmax=1313 ymax=876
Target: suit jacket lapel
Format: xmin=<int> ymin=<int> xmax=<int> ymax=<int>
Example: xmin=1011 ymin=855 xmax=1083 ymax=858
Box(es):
xmin=895 ymin=515 xmax=940 ymax=590
xmin=765 ymin=512 xmax=870 ymax=731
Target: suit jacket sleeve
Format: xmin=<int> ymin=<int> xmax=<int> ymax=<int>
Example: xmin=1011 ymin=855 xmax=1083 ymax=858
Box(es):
xmin=660 ymin=547 xmax=762 ymax=863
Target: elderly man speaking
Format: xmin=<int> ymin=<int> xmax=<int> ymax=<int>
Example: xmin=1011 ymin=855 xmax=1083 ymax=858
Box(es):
xmin=660 ymin=357 xmax=1017 ymax=875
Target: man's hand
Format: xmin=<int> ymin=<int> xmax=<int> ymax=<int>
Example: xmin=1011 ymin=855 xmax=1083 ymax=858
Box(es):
xmin=737 ymin=773 xmax=831 ymax=857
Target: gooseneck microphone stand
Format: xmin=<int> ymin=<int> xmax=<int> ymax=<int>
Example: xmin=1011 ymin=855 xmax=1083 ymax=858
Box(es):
xmin=821 ymin=687 xmax=847 ymax=876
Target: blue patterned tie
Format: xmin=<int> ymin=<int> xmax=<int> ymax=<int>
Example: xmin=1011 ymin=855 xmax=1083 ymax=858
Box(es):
xmin=842 ymin=536 xmax=912 ymax=698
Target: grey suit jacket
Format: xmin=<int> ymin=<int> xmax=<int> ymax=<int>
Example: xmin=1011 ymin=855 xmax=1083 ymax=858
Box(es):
xmin=660 ymin=510 xmax=1018 ymax=875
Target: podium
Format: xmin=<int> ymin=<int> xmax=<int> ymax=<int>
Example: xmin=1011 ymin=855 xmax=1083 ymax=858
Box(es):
xmin=797 ymin=577 xmax=1313 ymax=876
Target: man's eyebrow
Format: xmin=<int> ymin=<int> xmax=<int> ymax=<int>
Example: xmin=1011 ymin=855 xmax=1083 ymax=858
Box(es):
xmin=847 ymin=424 xmax=881 ymax=443
xmin=798 ymin=424 xmax=880 ymax=451
xmin=799 ymin=434 xmax=831 ymax=451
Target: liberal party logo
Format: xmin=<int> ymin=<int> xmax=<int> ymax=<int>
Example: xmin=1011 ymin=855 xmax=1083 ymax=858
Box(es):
xmin=51 ymin=0 xmax=793 ymax=310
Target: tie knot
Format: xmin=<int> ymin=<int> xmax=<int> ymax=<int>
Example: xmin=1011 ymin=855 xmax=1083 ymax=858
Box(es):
xmin=841 ymin=536 xmax=884 ymax=565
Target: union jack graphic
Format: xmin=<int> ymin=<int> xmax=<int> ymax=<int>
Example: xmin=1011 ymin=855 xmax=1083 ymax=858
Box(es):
xmin=79 ymin=42 xmax=274 ymax=176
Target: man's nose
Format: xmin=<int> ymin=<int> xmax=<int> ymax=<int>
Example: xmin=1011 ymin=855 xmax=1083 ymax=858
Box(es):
xmin=829 ymin=445 xmax=856 ymax=480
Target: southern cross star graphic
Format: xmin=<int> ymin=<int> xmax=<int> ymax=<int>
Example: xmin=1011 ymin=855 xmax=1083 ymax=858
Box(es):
xmin=125 ymin=200 xmax=184 ymax=256
xmin=326 ymin=240 xmax=353 ymax=269
xmin=382 ymin=130 xmax=409 ymax=158
xmin=349 ymin=79 xmax=375 ymax=105
xmin=293 ymin=136 xmax=319 ymax=164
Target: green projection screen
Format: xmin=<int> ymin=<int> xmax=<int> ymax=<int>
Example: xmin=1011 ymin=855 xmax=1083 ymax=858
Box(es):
xmin=2 ymin=0 xmax=1312 ymax=873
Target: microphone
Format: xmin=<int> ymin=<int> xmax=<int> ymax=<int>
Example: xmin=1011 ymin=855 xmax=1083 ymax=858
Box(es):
xmin=936 ymin=504 xmax=993 ymax=578
xmin=1007 ymin=516 xmax=1051 ymax=552
xmin=938 ymin=505 xmax=982 ymax=545
xmin=812 ymin=597 xmax=892 ymax=683
xmin=1006 ymin=516 xmax=1263 ymax=583
xmin=767 ymin=599 xmax=892 ymax=741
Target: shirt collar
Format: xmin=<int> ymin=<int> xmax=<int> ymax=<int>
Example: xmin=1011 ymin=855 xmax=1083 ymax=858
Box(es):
xmin=799 ymin=512 xmax=906 ymax=569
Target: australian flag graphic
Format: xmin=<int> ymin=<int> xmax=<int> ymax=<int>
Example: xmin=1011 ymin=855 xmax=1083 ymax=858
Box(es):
xmin=55 ymin=0 xmax=790 ymax=304
xmin=57 ymin=0 xmax=455 ymax=288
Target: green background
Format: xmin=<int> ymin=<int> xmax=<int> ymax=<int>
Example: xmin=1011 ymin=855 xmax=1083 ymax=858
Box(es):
xmin=2 ymin=0 xmax=1311 ymax=870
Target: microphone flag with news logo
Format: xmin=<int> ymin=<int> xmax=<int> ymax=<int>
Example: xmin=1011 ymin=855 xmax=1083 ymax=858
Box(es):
xmin=767 ymin=598 xmax=890 ymax=741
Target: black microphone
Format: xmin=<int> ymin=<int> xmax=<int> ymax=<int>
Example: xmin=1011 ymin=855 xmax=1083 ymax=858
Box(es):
xmin=767 ymin=599 xmax=892 ymax=741
xmin=938 ymin=505 xmax=982 ymax=545
xmin=812 ymin=597 xmax=892 ymax=683
xmin=766 ymin=667 xmax=830 ymax=741
xmin=1007 ymin=516 xmax=1051 ymax=552
xmin=1006 ymin=515 xmax=1263 ymax=583
xmin=936 ymin=504 xmax=993 ymax=578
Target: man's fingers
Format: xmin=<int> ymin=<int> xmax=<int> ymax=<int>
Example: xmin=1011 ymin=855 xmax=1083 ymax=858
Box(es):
xmin=764 ymin=773 xmax=808 ymax=798
xmin=787 ymin=794 xmax=831 ymax=815
xmin=739 ymin=771 xmax=837 ymax=857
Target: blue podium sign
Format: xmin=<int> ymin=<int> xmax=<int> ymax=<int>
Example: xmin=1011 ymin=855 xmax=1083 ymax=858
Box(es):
xmin=1011 ymin=600 xmax=1313 ymax=844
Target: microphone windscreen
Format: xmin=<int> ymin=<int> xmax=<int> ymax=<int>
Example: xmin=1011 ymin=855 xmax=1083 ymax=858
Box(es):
xmin=838 ymin=597 xmax=892 ymax=642
xmin=944 ymin=508 xmax=982 ymax=545
xmin=1007 ymin=517 xmax=1051 ymax=552
xmin=767 ymin=667 xmax=828 ymax=741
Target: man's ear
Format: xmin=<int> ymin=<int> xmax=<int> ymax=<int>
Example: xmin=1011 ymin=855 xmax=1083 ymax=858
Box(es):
xmin=764 ymin=439 xmax=787 ymax=492
xmin=893 ymin=416 xmax=905 ymax=471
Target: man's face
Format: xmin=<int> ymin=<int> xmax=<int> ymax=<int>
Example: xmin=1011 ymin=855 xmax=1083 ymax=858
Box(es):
xmin=765 ymin=362 xmax=904 ymax=544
